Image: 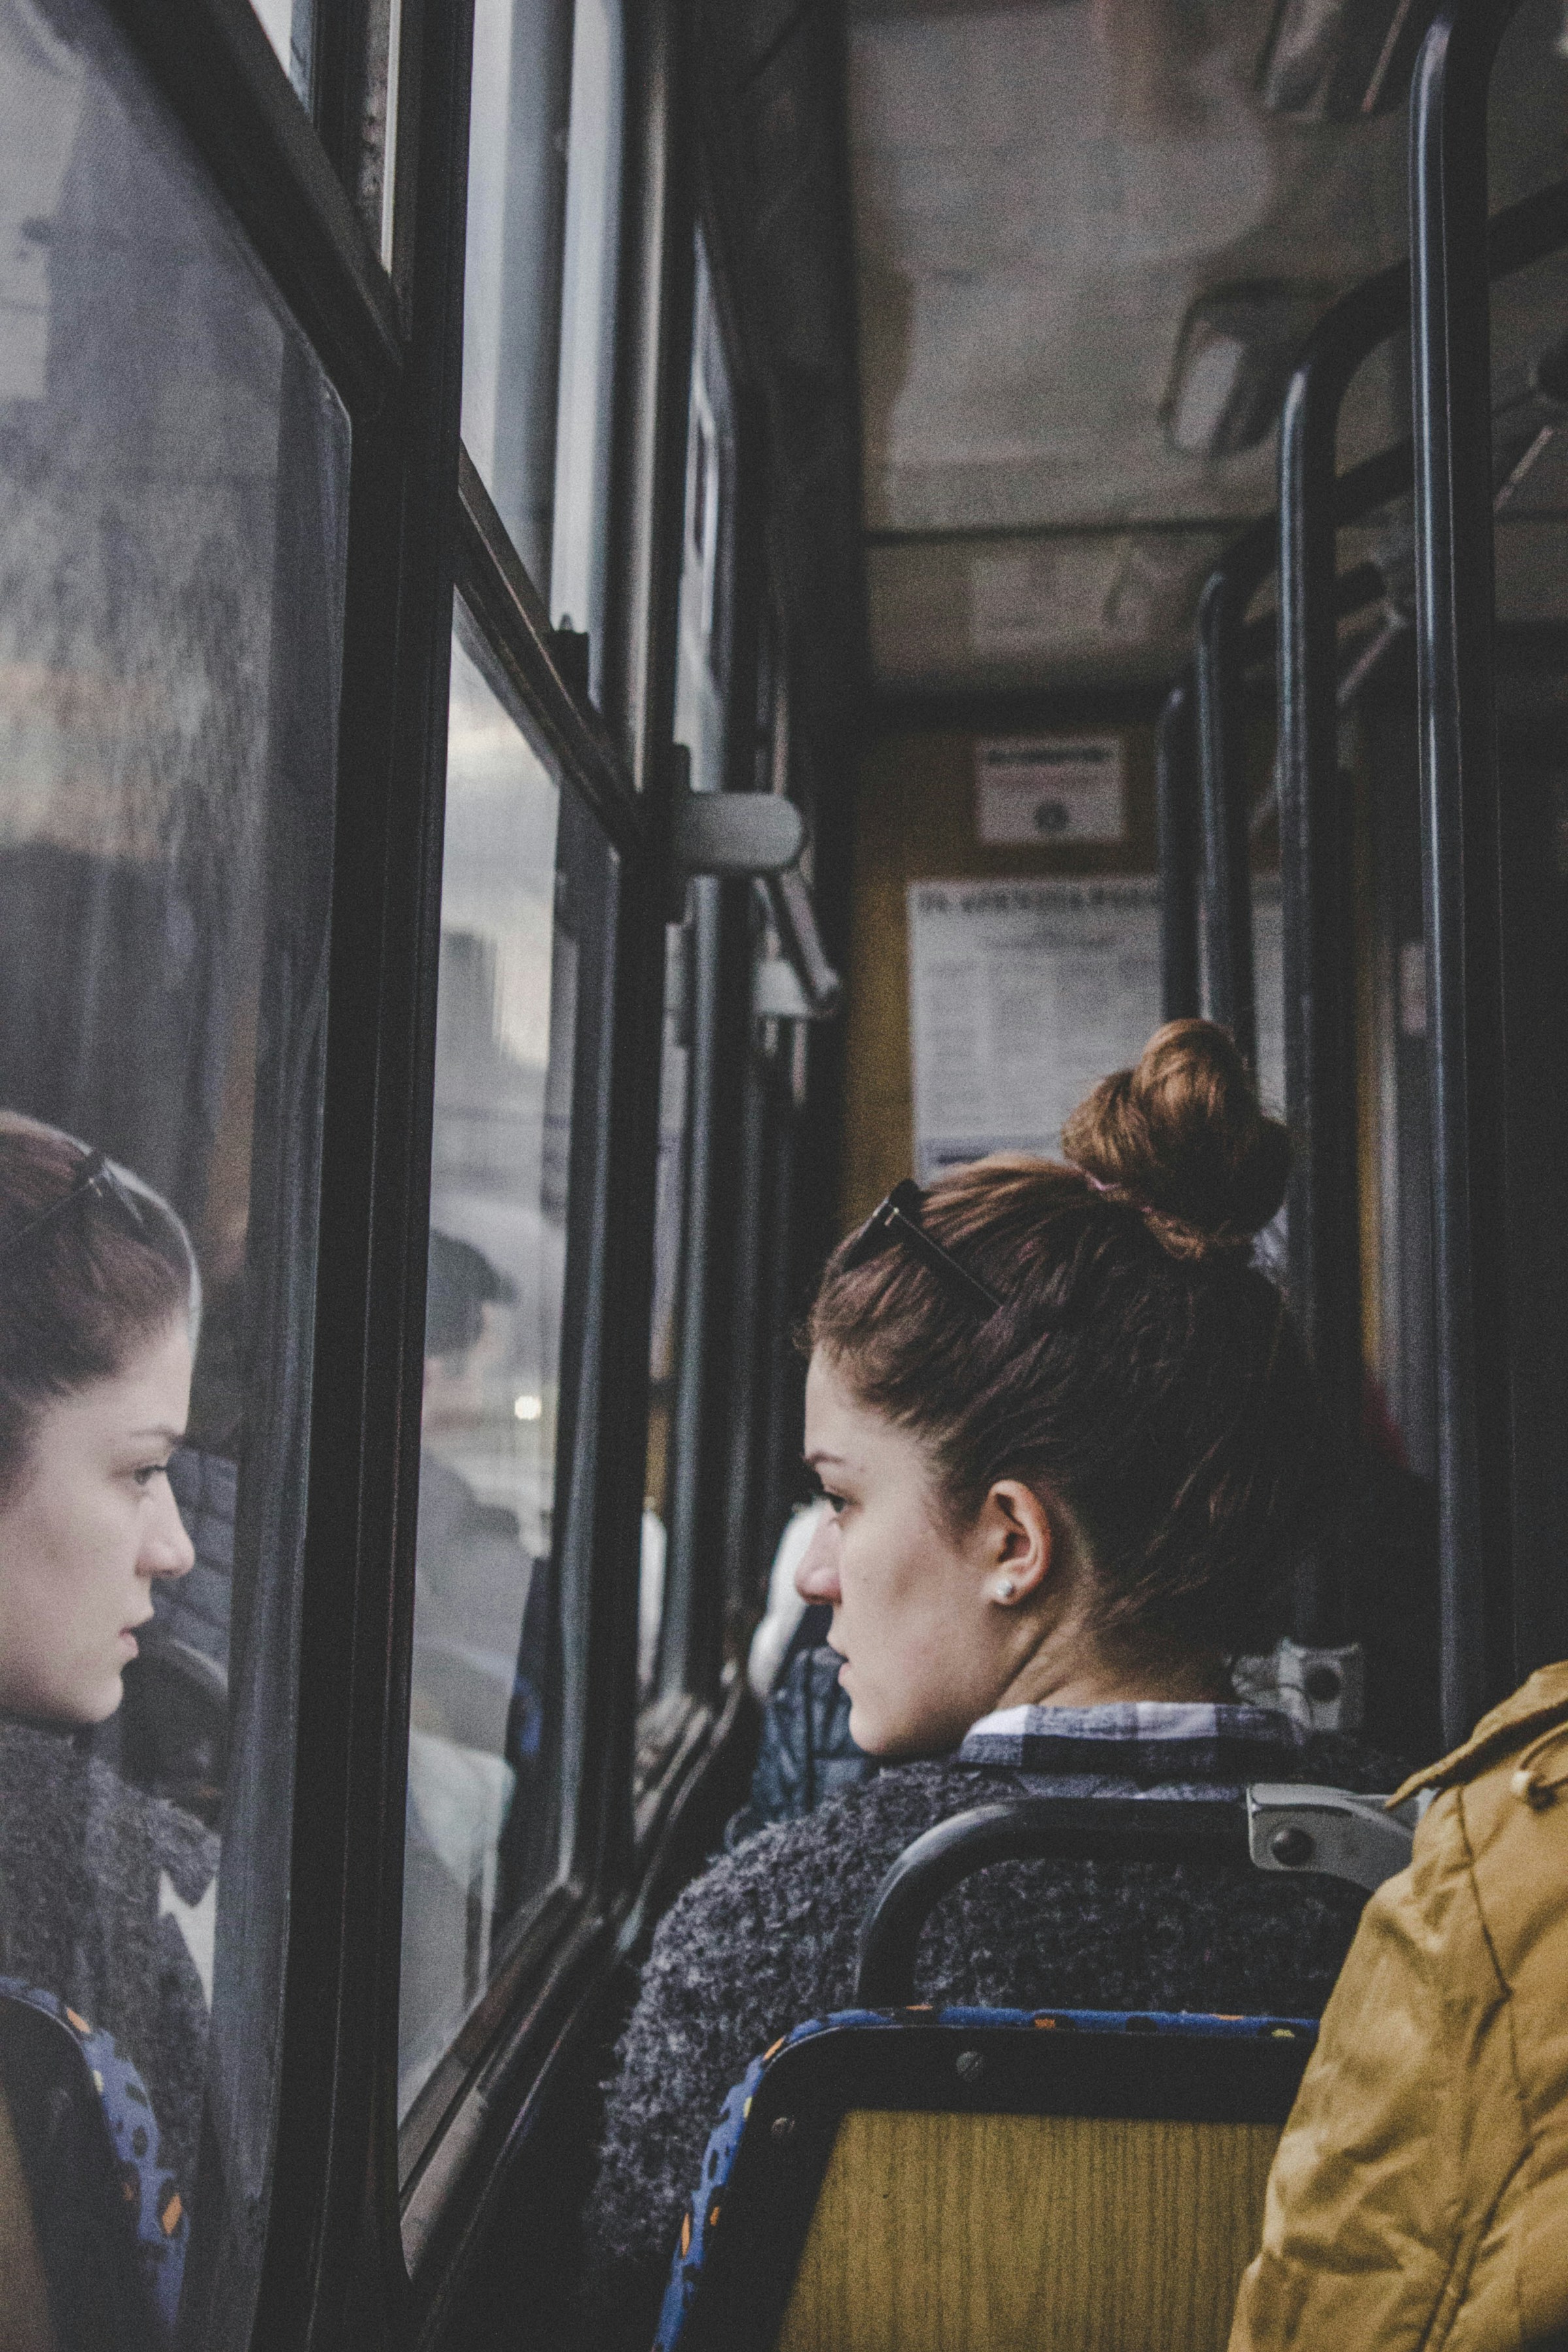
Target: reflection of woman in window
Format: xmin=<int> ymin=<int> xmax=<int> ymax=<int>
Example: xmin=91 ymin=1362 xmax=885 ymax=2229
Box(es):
xmin=400 ymin=1230 xmax=538 ymax=2110
xmin=0 ymin=1113 xmax=216 ymax=2200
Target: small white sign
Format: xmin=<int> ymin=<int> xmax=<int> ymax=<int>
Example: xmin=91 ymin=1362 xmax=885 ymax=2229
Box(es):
xmin=975 ymin=736 xmax=1126 ymax=846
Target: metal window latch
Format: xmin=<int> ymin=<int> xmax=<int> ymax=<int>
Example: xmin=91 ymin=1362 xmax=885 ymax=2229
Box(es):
xmin=669 ymin=751 xmax=805 ymax=909
xmin=666 ymin=748 xmax=842 ymax=1021
xmin=754 ymin=866 xmax=842 ymax=1022
xmin=1247 ymin=1783 xmax=1429 ymax=1895
xmin=753 ymin=958 xmax=822 ymax=1021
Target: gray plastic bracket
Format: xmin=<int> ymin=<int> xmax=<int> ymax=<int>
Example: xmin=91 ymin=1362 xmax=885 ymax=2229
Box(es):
xmin=1247 ymin=1782 xmax=1428 ymax=1894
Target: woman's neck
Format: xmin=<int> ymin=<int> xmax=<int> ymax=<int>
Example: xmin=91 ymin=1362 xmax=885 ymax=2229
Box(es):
xmin=990 ymin=1633 xmax=1228 ymax=1714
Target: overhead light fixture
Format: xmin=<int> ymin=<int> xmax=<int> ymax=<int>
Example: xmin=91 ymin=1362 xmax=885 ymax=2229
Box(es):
xmin=1162 ymin=282 xmax=1333 ymax=461
xmin=1256 ymin=0 xmax=1437 ymax=120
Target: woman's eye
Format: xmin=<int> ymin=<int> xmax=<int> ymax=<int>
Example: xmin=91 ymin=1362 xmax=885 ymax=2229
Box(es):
xmin=132 ymin=1460 xmax=172 ymax=1490
xmin=823 ymin=1490 xmax=848 ymax=1516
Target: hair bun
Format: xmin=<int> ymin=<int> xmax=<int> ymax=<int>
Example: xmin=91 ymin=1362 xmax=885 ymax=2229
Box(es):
xmin=1060 ymin=1018 xmax=1289 ymax=1261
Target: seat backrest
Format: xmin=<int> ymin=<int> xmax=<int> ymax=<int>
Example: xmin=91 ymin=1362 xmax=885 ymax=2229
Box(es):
xmin=0 ymin=1985 xmax=181 ymax=2352
xmin=655 ymin=2006 xmax=1315 ymax=2352
xmin=0 ymin=2073 xmax=57 ymax=2352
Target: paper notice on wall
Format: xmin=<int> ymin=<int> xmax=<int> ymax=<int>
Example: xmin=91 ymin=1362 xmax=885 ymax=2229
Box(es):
xmin=907 ymin=874 xmax=1285 ymax=1183
xmin=907 ymin=877 xmax=1162 ymax=1177
xmin=975 ymin=736 xmax=1126 ymax=845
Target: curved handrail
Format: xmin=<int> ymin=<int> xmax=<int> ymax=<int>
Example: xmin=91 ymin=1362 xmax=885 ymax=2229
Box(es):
xmin=853 ymin=1797 xmax=1250 ymax=2007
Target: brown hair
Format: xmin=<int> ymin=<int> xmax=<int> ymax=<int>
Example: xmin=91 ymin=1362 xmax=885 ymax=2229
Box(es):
xmin=808 ymin=1021 xmax=1313 ymax=1655
xmin=0 ymin=1115 xmax=200 ymax=1503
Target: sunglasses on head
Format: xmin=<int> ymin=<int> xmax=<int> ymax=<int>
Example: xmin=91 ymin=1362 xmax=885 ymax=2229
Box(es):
xmin=0 ymin=1149 xmax=150 ymax=1267
xmin=840 ymin=1179 xmax=1002 ymax=1319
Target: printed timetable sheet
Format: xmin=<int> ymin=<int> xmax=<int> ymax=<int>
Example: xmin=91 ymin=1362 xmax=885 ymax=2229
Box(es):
xmin=907 ymin=876 xmax=1281 ymax=1179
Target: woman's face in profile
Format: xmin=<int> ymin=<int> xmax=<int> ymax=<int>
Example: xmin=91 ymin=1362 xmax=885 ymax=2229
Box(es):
xmin=797 ymin=1350 xmax=1009 ymax=1757
xmin=0 ymin=1320 xmax=195 ymax=1725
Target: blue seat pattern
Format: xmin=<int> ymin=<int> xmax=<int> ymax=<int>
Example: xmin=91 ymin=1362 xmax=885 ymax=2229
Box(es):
xmin=653 ymin=2005 xmax=1317 ymax=2352
xmin=0 ymin=1976 xmax=189 ymax=2340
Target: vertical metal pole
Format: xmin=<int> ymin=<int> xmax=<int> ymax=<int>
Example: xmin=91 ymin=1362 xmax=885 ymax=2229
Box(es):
xmin=1276 ymin=276 xmax=1401 ymax=1641
xmin=1275 ymin=175 xmax=1568 ymax=1673
xmin=1156 ymin=672 xmax=1201 ymax=1023
xmin=1409 ymin=0 xmax=1523 ymax=1745
xmin=1194 ymin=532 xmax=1272 ymax=1075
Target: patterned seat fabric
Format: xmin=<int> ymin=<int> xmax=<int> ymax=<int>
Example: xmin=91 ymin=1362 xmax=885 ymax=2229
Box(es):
xmin=653 ymin=2004 xmax=1316 ymax=2352
xmin=0 ymin=1978 xmax=188 ymax=2342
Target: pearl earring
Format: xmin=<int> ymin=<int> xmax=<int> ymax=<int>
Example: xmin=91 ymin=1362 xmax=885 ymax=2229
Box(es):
xmin=995 ymin=1576 xmax=1017 ymax=1603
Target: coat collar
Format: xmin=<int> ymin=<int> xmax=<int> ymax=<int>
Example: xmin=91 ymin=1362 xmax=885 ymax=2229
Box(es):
xmin=1390 ymin=1661 xmax=1568 ymax=1805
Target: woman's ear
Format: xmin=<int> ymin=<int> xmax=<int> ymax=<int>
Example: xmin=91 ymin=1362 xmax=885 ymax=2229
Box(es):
xmin=979 ymin=1480 xmax=1054 ymax=1605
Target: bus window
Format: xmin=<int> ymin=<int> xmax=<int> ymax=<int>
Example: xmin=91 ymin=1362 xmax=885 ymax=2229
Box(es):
xmin=639 ymin=241 xmax=738 ymax=1778
xmin=249 ymin=0 xmax=312 ymax=101
xmin=0 ymin=3 xmax=348 ymax=2344
xmin=640 ymin=921 xmax=691 ymax=1716
xmin=461 ymin=0 xmax=574 ymax=595
xmin=398 ymin=613 xmax=579 ymax=2127
xmin=357 ymin=0 xmax=404 ymax=269
xmin=550 ymin=0 xmax=625 ymax=704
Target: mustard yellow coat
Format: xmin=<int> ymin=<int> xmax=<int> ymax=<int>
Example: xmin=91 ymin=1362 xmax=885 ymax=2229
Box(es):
xmin=1230 ymin=1663 xmax=1568 ymax=2352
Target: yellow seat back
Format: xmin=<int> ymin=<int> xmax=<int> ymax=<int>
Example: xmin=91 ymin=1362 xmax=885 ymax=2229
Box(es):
xmin=777 ymin=2107 xmax=1279 ymax=2352
xmin=0 ymin=2082 xmax=57 ymax=2352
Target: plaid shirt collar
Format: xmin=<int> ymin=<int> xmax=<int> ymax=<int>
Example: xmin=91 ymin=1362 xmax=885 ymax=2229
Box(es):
xmin=956 ymin=1699 xmax=1305 ymax=1789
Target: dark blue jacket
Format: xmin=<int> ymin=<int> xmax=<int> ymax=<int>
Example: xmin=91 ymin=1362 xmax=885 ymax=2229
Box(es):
xmin=730 ymin=1630 xmax=874 ymax=1847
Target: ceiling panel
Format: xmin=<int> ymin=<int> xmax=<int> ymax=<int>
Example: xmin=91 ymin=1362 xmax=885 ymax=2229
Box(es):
xmin=852 ymin=0 xmax=1568 ymax=690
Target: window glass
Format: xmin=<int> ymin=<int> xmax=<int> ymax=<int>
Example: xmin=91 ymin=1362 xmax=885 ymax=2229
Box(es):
xmin=672 ymin=244 xmax=734 ymax=794
xmin=639 ymin=240 xmax=736 ymax=1758
xmin=550 ymin=0 xmax=624 ymax=700
xmin=250 ymin=0 xmax=313 ymax=101
xmin=0 ymin=3 xmax=348 ymax=2345
xmin=640 ymin=924 xmax=689 ymax=1715
xmin=461 ymin=0 xmax=574 ymax=591
xmin=353 ymin=0 xmax=403 ymax=267
xmin=399 ymin=615 xmax=580 ymax=2128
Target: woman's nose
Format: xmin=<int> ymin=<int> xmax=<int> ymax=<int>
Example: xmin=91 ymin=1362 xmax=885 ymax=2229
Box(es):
xmin=794 ymin=1511 xmax=841 ymax=1605
xmin=140 ymin=1482 xmax=196 ymax=1580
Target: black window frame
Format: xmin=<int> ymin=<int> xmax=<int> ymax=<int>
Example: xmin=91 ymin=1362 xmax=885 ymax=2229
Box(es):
xmin=72 ymin=0 xmax=703 ymax=2342
xmin=630 ymin=211 xmax=800 ymax=1848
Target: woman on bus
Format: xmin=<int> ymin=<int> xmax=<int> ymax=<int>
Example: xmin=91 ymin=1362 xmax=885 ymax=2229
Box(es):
xmin=0 ymin=1113 xmax=216 ymax=2201
xmin=581 ymin=1020 xmax=1405 ymax=2345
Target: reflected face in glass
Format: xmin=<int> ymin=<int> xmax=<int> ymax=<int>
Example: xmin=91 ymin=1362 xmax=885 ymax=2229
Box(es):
xmin=0 ymin=1321 xmax=195 ymax=1725
xmin=798 ymin=1350 xmax=1003 ymax=1759
xmin=421 ymin=1301 xmax=511 ymax=1437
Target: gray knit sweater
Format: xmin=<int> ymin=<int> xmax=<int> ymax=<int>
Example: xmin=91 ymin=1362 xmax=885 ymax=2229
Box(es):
xmin=0 ymin=1718 xmax=216 ymax=2194
xmin=581 ymin=1713 xmax=1401 ymax=2350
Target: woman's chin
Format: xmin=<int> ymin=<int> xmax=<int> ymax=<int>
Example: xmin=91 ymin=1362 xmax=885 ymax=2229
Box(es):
xmin=82 ymin=1674 xmax=127 ymax=1724
xmin=845 ymin=1696 xmax=897 ymax=1757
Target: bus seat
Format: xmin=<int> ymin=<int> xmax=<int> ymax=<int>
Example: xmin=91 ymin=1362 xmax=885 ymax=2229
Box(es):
xmin=652 ymin=2005 xmax=1315 ymax=2352
xmin=0 ymin=2071 xmax=56 ymax=2352
xmin=0 ymin=1984 xmax=185 ymax=2351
